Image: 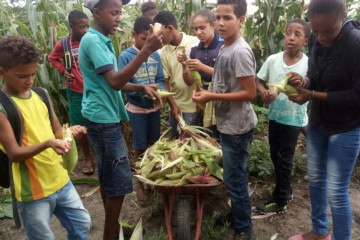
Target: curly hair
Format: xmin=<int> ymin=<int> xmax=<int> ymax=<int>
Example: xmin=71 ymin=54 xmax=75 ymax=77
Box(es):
xmin=141 ymin=1 xmax=157 ymax=18
xmin=0 ymin=36 xmax=39 ymax=70
xmin=217 ymin=0 xmax=247 ymax=18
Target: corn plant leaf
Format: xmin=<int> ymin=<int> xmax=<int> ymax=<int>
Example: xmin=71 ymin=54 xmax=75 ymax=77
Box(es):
xmin=71 ymin=178 xmax=100 ymax=186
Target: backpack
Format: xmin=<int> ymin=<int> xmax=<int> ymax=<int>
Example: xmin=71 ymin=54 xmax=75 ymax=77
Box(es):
xmin=61 ymin=36 xmax=72 ymax=73
xmin=0 ymin=87 xmax=53 ymax=188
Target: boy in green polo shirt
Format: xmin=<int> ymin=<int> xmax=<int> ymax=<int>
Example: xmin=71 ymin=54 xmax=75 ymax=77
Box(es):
xmin=80 ymin=0 xmax=162 ymax=239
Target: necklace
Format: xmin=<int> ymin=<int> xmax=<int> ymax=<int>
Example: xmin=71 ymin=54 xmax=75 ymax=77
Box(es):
xmin=69 ymin=37 xmax=83 ymax=79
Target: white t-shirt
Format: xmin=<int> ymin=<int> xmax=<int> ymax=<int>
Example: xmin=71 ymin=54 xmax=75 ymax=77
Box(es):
xmin=257 ymin=51 xmax=308 ymax=127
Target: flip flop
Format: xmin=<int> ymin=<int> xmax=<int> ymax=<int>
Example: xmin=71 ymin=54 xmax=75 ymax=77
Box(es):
xmin=82 ymin=164 xmax=94 ymax=175
xmin=289 ymin=233 xmax=331 ymax=240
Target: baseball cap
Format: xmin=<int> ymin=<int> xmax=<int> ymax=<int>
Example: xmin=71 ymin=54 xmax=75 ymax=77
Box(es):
xmin=84 ymin=0 xmax=131 ymax=12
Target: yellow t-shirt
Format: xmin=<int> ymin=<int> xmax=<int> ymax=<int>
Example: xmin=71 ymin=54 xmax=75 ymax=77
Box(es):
xmin=0 ymin=90 xmax=69 ymax=202
xmin=160 ymin=33 xmax=199 ymax=113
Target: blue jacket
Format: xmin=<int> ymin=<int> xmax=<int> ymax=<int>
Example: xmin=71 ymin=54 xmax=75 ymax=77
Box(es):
xmin=118 ymin=46 xmax=165 ymax=109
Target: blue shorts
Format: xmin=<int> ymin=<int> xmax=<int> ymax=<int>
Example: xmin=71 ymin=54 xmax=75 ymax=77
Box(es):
xmin=127 ymin=110 xmax=161 ymax=150
xmin=83 ymin=118 xmax=133 ymax=197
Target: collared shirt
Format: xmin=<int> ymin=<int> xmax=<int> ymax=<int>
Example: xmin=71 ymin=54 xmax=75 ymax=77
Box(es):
xmin=160 ymin=33 xmax=199 ymax=113
xmin=79 ymin=27 xmax=128 ymax=123
xmin=189 ymin=32 xmax=223 ymax=86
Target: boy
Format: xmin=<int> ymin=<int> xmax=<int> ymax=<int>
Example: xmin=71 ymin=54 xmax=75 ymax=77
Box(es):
xmin=80 ymin=0 xmax=162 ymax=239
xmin=0 ymin=36 xmax=90 ymax=240
xmin=192 ymin=0 xmax=258 ymax=239
xmin=118 ymin=16 xmax=165 ymax=206
xmin=48 ymin=10 xmax=95 ymax=175
xmin=255 ymin=19 xmax=310 ymax=214
xmin=153 ymin=11 xmax=200 ymax=139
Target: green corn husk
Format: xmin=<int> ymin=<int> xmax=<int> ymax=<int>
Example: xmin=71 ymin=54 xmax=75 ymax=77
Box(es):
xmin=267 ymin=75 xmax=299 ymax=97
xmin=129 ymin=216 xmax=143 ymax=240
xmin=62 ymin=133 xmax=78 ymax=173
xmin=165 ymin=170 xmax=188 ymax=180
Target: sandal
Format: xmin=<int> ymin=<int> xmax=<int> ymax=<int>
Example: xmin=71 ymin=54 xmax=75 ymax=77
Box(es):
xmin=289 ymin=232 xmax=331 ymax=240
xmin=82 ymin=164 xmax=94 ymax=175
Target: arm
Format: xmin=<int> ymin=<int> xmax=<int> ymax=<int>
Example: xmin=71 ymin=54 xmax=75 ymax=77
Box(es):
xmin=155 ymin=54 xmax=165 ymax=90
xmin=103 ymin=29 xmax=163 ymax=90
xmin=192 ymin=76 xmax=256 ymax=104
xmin=122 ymin=83 xmax=162 ymax=107
xmin=186 ymin=59 xmax=214 ymax=76
xmin=0 ymin=113 xmax=69 ymax=162
xmin=48 ymin=41 xmax=75 ymax=81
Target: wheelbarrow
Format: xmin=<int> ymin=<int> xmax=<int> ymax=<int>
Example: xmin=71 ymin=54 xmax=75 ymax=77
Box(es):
xmin=139 ymin=179 xmax=222 ymax=240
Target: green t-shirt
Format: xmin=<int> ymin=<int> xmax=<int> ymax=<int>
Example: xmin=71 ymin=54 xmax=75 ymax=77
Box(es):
xmin=79 ymin=28 xmax=128 ymax=123
xmin=257 ymin=51 xmax=308 ymax=127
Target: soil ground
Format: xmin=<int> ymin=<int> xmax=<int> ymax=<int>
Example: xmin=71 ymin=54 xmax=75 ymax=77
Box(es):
xmin=1 ymin=134 xmax=360 ymax=240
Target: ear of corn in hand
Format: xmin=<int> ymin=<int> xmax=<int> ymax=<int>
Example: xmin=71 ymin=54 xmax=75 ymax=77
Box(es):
xmin=61 ymin=124 xmax=78 ymax=173
xmin=267 ymin=74 xmax=299 ymax=97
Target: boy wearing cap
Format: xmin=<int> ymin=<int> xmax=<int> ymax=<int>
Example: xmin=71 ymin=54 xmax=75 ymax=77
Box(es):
xmin=79 ymin=0 xmax=162 ymax=239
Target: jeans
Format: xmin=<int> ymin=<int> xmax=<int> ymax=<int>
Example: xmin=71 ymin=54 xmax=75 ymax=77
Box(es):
xmin=18 ymin=181 xmax=90 ymax=240
xmin=169 ymin=111 xmax=203 ymax=139
xmin=307 ymin=125 xmax=360 ymax=240
xmin=83 ymin=118 xmax=133 ymax=197
xmin=127 ymin=110 xmax=161 ymax=149
xmin=220 ymin=129 xmax=254 ymax=232
xmin=269 ymin=120 xmax=300 ymax=204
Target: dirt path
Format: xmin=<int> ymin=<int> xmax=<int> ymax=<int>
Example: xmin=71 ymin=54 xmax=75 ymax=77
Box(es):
xmin=1 ymin=154 xmax=360 ymax=240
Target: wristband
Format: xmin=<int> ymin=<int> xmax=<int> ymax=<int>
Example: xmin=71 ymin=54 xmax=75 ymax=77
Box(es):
xmin=309 ymin=90 xmax=314 ymax=100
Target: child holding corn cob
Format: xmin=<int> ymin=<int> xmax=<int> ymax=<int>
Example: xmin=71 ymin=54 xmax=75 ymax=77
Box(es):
xmin=79 ymin=0 xmax=162 ymax=239
xmin=153 ymin=11 xmax=201 ymax=139
xmin=179 ymin=9 xmax=223 ymax=138
xmin=192 ymin=0 xmax=257 ymax=239
xmin=0 ymin=36 xmax=90 ymax=240
xmin=287 ymin=0 xmax=360 ymax=239
xmin=118 ymin=16 xmax=165 ymax=206
xmin=48 ymin=10 xmax=95 ymax=175
xmin=254 ymin=19 xmax=311 ymax=214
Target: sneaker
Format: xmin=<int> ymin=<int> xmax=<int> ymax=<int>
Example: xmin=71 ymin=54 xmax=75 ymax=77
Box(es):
xmin=286 ymin=193 xmax=294 ymax=203
xmin=233 ymin=231 xmax=255 ymax=240
xmin=255 ymin=199 xmax=287 ymax=214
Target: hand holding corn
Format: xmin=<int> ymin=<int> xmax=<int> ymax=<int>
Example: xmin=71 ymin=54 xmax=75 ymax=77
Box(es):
xmin=287 ymin=72 xmax=303 ymax=87
xmin=144 ymin=23 xmax=163 ymax=53
xmin=143 ymin=84 xmax=163 ymax=108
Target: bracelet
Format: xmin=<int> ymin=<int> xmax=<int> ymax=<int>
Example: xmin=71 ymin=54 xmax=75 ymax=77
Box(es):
xmin=309 ymin=90 xmax=314 ymax=100
xmin=182 ymin=69 xmax=189 ymax=74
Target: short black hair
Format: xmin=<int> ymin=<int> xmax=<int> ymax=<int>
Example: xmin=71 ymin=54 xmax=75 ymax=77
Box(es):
xmin=153 ymin=11 xmax=177 ymax=29
xmin=68 ymin=10 xmax=88 ymax=25
xmin=308 ymin=0 xmax=346 ymax=19
xmin=134 ymin=16 xmax=153 ymax=34
xmin=287 ymin=19 xmax=311 ymax=38
xmin=192 ymin=9 xmax=216 ymax=25
xmin=141 ymin=1 xmax=157 ymax=18
xmin=217 ymin=0 xmax=247 ymax=18
xmin=0 ymin=36 xmax=39 ymax=70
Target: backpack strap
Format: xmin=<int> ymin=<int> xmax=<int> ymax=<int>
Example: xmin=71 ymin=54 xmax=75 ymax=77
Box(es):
xmin=0 ymin=90 xmax=23 ymax=146
xmin=32 ymin=87 xmax=54 ymax=126
xmin=61 ymin=36 xmax=72 ymax=73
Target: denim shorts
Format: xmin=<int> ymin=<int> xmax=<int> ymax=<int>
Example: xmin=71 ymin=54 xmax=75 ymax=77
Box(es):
xmin=127 ymin=110 xmax=161 ymax=150
xmin=83 ymin=118 xmax=133 ymax=197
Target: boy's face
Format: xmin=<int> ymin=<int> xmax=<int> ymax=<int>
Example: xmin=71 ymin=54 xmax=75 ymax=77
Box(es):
xmin=161 ymin=25 xmax=175 ymax=45
xmin=71 ymin=18 xmax=90 ymax=41
xmin=216 ymin=4 xmax=244 ymax=42
xmin=0 ymin=62 xmax=38 ymax=96
xmin=133 ymin=30 xmax=150 ymax=50
xmin=284 ymin=23 xmax=308 ymax=52
xmin=93 ymin=0 xmax=122 ymax=35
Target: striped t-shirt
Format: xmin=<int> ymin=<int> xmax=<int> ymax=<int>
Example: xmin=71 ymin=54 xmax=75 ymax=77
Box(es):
xmin=0 ymin=90 xmax=69 ymax=202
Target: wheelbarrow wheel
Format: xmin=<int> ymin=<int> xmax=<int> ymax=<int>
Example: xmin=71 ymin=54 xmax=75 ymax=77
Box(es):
xmin=176 ymin=196 xmax=191 ymax=240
